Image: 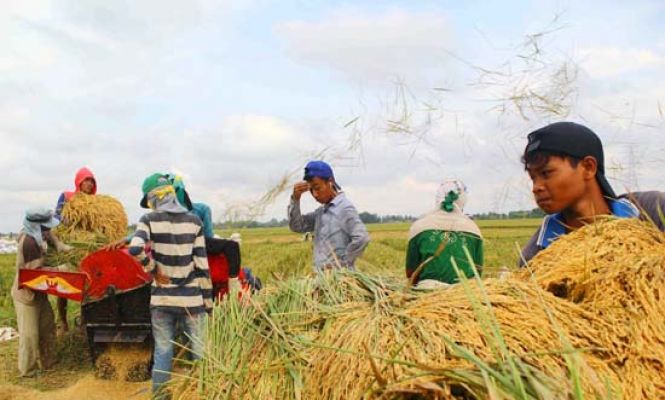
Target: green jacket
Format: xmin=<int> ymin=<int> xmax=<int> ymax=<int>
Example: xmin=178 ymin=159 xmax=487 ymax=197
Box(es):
xmin=406 ymin=230 xmax=483 ymax=284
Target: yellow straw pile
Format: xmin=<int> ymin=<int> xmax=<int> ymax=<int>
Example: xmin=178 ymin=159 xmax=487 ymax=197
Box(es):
xmin=521 ymin=217 xmax=665 ymax=398
xmin=177 ymin=217 xmax=664 ymax=399
xmin=305 ymin=279 xmax=619 ymax=399
xmin=47 ymin=193 xmax=128 ymax=268
xmin=181 ymin=275 xmax=622 ymax=399
xmin=55 ymin=194 xmax=128 ymax=243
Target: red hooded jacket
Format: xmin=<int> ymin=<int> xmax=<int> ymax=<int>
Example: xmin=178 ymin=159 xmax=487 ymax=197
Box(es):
xmin=64 ymin=167 xmax=97 ymax=200
xmin=55 ymin=167 xmax=97 ymax=219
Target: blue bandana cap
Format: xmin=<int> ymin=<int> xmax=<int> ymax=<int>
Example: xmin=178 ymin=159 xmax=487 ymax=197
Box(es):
xmin=26 ymin=208 xmax=60 ymax=229
xmin=23 ymin=207 xmax=60 ymax=247
xmin=303 ymin=161 xmax=341 ymax=190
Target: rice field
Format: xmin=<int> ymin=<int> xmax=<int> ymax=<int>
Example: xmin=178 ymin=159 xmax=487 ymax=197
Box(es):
xmin=217 ymin=219 xmax=541 ymax=281
xmin=0 ymin=219 xmax=540 ymax=395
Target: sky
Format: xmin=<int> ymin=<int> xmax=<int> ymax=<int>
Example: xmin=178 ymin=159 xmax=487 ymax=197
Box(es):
xmin=1 ymin=0 xmax=664 ymax=232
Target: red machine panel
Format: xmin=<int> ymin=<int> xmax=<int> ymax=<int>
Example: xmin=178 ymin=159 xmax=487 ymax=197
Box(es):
xmin=79 ymin=248 xmax=151 ymax=302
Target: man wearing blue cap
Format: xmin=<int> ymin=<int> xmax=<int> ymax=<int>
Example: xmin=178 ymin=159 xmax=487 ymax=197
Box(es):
xmin=288 ymin=160 xmax=370 ymax=271
xmin=520 ymin=121 xmax=665 ymax=266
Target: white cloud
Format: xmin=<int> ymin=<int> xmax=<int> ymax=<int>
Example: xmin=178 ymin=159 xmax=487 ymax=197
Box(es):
xmin=276 ymin=9 xmax=452 ymax=85
xmin=2 ymin=1 xmax=665 ymax=234
xmin=218 ymin=114 xmax=304 ymax=153
xmin=578 ymin=47 xmax=665 ymax=78
xmin=0 ymin=112 xmax=331 ymax=231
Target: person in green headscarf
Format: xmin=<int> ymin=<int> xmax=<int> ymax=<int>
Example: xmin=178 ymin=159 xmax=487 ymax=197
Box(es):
xmin=405 ymin=179 xmax=483 ymax=289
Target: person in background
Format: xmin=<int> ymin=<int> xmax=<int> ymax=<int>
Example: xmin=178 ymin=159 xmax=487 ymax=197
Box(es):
xmin=54 ymin=167 xmax=97 ymax=220
xmin=11 ymin=208 xmax=71 ymax=377
xmin=163 ymin=174 xmax=215 ymax=238
xmin=53 ymin=167 xmax=97 ymax=333
xmin=288 ymin=160 xmax=369 ymax=271
xmin=164 ymin=174 xmax=243 ymax=292
xmin=228 ymin=233 xmax=262 ymax=293
xmin=405 ymin=179 xmax=483 ymax=289
xmin=519 ymin=122 xmax=665 ymax=266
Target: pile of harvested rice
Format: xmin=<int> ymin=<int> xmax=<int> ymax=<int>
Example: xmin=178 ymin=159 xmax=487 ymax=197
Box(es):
xmin=12 ymin=208 xmax=662 ymax=399
xmin=55 ymin=193 xmax=128 ymax=242
xmin=0 ymin=374 xmax=150 ymax=400
xmin=177 ymin=218 xmax=665 ymax=399
xmin=520 ymin=217 xmax=665 ymax=398
xmin=46 ymin=193 xmax=128 ymax=268
xmin=178 ymin=272 xmax=621 ymax=399
xmin=95 ymin=343 xmax=151 ymax=382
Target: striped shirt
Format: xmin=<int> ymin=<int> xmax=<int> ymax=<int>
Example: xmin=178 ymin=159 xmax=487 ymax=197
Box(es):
xmin=129 ymin=211 xmax=212 ymax=314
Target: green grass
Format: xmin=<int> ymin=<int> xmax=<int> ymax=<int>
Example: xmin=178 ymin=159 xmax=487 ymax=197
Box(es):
xmin=0 ymin=254 xmax=17 ymax=328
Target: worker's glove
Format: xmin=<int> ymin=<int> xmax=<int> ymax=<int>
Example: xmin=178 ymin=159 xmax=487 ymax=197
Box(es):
xmin=228 ymin=277 xmax=241 ymax=295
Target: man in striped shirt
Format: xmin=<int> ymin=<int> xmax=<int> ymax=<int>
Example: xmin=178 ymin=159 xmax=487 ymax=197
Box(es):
xmin=128 ymin=173 xmax=212 ymax=399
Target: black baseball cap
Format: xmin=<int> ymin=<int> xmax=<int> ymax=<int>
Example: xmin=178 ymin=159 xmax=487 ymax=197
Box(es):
xmin=524 ymin=121 xmax=616 ymax=198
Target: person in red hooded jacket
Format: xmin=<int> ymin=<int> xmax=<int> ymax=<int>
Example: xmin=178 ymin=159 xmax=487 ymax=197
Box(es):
xmin=55 ymin=167 xmax=97 ymax=222
xmin=53 ymin=167 xmax=97 ymax=332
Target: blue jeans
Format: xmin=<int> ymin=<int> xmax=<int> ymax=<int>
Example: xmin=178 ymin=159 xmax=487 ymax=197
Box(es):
xmin=151 ymin=308 xmax=206 ymax=398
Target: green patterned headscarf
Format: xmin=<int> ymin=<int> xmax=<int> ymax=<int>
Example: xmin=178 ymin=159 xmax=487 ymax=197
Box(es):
xmin=435 ymin=179 xmax=467 ymax=213
xmin=441 ymin=190 xmax=459 ymax=212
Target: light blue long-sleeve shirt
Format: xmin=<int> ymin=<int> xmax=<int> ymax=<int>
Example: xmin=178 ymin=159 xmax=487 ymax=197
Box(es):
xmin=288 ymin=193 xmax=370 ymax=271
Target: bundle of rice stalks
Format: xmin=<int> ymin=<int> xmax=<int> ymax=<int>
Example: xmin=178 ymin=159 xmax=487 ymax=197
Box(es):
xmin=45 ymin=231 xmax=108 ymax=268
xmin=178 ymin=271 xmax=621 ymax=400
xmin=520 ymin=217 xmax=665 ymax=397
xmin=56 ymin=194 xmax=128 ymax=243
xmin=46 ymin=194 xmax=128 ymax=268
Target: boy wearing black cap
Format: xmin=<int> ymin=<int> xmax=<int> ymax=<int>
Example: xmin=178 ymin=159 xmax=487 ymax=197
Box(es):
xmin=520 ymin=121 xmax=665 ymax=266
xmin=288 ymin=160 xmax=370 ymax=271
